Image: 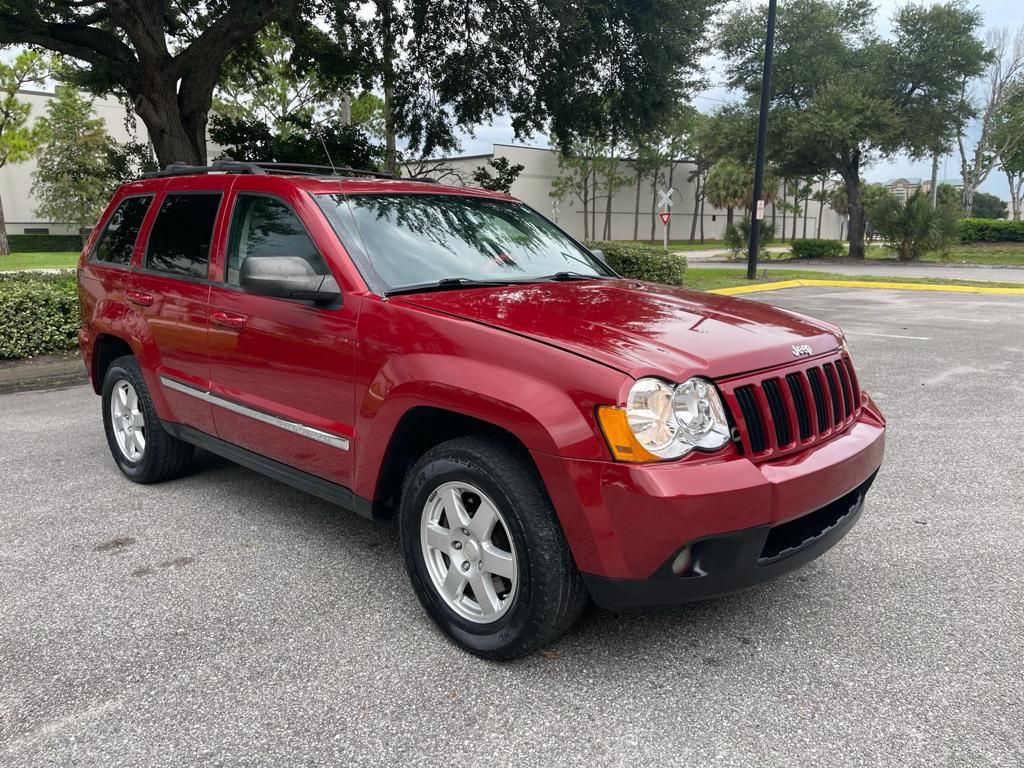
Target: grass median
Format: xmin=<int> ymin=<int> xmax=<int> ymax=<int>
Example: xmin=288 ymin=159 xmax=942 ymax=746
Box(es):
xmin=0 ymin=252 xmax=80 ymax=271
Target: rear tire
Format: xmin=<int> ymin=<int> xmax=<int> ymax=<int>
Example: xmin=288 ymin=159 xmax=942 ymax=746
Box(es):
xmin=101 ymin=355 xmax=193 ymax=484
xmin=399 ymin=436 xmax=587 ymax=660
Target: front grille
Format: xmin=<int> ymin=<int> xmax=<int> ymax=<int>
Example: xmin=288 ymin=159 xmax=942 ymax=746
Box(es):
xmin=721 ymin=353 xmax=862 ymax=460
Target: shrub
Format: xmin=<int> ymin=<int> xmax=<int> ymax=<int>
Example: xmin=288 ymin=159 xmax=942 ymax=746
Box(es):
xmin=868 ymin=191 xmax=959 ymax=261
xmin=791 ymin=238 xmax=845 ymax=259
xmin=7 ymin=234 xmax=83 ymax=253
xmin=585 ymin=241 xmax=687 ymax=286
xmin=958 ymin=218 xmax=1024 ymax=243
xmin=0 ymin=272 xmax=80 ymax=358
xmin=725 ymin=217 xmax=776 ymax=258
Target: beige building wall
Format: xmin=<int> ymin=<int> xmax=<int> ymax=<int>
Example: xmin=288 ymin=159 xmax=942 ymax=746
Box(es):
xmin=0 ymin=89 xmax=150 ymax=236
xmin=425 ymin=144 xmax=848 ymax=243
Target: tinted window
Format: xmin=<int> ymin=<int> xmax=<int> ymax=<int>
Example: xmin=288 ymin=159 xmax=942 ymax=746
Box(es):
xmin=226 ymin=195 xmax=327 ymax=284
xmin=146 ymin=194 xmax=221 ymax=279
xmin=94 ymin=196 xmax=152 ymax=266
xmin=317 ymin=194 xmax=610 ymax=292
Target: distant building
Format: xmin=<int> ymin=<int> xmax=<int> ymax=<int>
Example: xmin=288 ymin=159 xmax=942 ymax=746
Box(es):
xmin=418 ymin=144 xmax=847 ymax=242
xmin=883 ymin=177 xmax=962 ymax=202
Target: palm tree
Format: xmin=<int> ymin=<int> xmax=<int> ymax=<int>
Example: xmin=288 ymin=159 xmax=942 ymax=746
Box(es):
xmin=704 ymin=159 xmax=750 ymax=229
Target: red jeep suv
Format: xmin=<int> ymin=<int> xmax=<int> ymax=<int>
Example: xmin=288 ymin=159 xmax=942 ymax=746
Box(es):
xmin=78 ymin=160 xmax=885 ymax=659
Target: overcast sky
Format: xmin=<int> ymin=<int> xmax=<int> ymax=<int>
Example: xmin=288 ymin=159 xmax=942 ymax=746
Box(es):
xmin=459 ymin=0 xmax=1023 ymax=200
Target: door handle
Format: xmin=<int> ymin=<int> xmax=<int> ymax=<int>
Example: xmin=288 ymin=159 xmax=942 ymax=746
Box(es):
xmin=211 ymin=311 xmax=247 ymax=331
xmin=126 ymin=289 xmax=153 ymax=307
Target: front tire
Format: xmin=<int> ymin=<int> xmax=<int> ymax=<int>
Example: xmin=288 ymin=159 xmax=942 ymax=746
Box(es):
xmin=101 ymin=355 xmax=193 ymax=484
xmin=400 ymin=436 xmax=587 ymax=660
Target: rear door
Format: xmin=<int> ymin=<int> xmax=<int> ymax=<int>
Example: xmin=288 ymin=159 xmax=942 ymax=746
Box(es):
xmin=205 ymin=185 xmax=359 ymax=488
xmin=128 ymin=179 xmax=227 ymax=434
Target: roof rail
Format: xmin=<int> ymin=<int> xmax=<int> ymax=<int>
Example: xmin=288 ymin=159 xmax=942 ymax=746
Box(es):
xmin=140 ymin=158 xmax=435 ymax=182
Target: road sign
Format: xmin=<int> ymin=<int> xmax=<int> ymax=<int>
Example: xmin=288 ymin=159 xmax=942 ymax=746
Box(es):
xmin=756 ymin=200 xmax=765 ymax=220
xmin=658 ymin=188 xmax=674 ymax=210
xmin=659 ymin=211 xmax=671 ymax=225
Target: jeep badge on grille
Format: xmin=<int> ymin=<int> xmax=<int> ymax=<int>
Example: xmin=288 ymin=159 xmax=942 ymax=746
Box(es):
xmin=792 ymin=344 xmax=813 ymax=357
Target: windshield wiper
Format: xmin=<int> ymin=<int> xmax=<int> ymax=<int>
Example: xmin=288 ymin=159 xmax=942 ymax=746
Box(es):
xmin=385 ymin=277 xmax=518 ymax=297
xmin=541 ymin=271 xmax=609 ymax=281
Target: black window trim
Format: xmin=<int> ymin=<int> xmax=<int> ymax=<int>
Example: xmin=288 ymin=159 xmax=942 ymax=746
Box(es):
xmin=218 ymin=190 xmax=338 ymax=298
xmin=140 ymin=190 xmax=224 ymax=283
xmin=88 ymin=193 xmax=156 ymax=271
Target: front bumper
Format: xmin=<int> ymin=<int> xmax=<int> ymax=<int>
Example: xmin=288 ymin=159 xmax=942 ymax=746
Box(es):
xmin=582 ymin=471 xmax=875 ymax=610
xmin=530 ymin=393 xmax=885 ymax=608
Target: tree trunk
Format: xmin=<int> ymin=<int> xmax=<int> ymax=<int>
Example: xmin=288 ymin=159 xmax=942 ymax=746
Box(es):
xmin=633 ymin=169 xmax=642 ymax=241
xmin=136 ymin=79 xmax=207 ymax=166
xmin=582 ymin=175 xmax=589 ymax=241
xmin=780 ymin=181 xmax=788 ymax=242
xmin=842 ymin=168 xmax=866 ymax=259
xmin=604 ymin=160 xmax=614 ymax=240
xmin=802 ymin=188 xmax=809 ymax=238
xmin=790 ymin=191 xmax=798 ymax=240
xmin=590 ymin=171 xmax=597 ymax=241
xmin=689 ymin=166 xmax=700 ymax=243
xmin=649 ymin=175 xmax=658 ymax=243
xmin=699 ymin=186 xmax=706 ymax=243
xmin=930 ymin=152 xmax=940 ymax=209
xmin=816 ymin=181 xmax=825 ymax=239
xmin=0 ymin=194 xmax=9 ymax=257
xmin=726 ymin=207 xmax=734 ymax=229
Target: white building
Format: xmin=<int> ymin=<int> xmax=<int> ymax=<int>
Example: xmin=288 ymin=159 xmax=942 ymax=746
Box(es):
xmin=424 ymin=144 xmax=848 ymax=242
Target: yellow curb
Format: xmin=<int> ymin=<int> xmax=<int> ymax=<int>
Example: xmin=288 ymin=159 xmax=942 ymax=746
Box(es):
xmin=708 ymin=278 xmax=1024 ymax=296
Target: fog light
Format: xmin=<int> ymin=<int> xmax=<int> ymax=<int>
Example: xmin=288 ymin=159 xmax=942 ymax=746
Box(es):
xmin=670 ymin=546 xmax=692 ymax=575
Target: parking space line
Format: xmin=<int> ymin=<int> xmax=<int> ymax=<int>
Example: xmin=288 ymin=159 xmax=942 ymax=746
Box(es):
xmin=844 ymin=330 xmax=930 ymax=341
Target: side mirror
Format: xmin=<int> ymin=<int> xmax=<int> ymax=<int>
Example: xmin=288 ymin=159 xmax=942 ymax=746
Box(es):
xmin=590 ymin=248 xmax=608 ymax=267
xmin=239 ymin=256 xmax=341 ymax=304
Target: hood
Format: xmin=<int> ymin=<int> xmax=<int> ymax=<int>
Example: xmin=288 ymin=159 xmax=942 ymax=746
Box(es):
xmin=395 ymin=279 xmax=842 ymax=381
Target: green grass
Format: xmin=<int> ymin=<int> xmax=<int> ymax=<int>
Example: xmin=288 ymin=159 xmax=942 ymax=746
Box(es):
xmin=684 ymin=267 xmax=1024 ymax=293
xmin=0 ymin=252 xmax=80 ymax=271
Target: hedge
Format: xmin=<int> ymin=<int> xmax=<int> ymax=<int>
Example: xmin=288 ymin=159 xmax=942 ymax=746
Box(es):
xmin=790 ymin=238 xmax=845 ymax=259
xmin=586 ymin=241 xmax=687 ymax=286
xmin=7 ymin=234 xmax=83 ymax=253
xmin=0 ymin=272 xmax=80 ymax=359
xmin=958 ymin=218 xmax=1024 ymax=243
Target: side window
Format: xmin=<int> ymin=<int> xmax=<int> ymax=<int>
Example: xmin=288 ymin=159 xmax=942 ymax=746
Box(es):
xmin=226 ymin=195 xmax=329 ymax=285
xmin=93 ymin=196 xmax=152 ymax=266
xmin=145 ymin=193 xmax=222 ymax=279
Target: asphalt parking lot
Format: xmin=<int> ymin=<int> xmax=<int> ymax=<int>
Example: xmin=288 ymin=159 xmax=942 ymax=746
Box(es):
xmin=2 ymin=287 xmax=1022 ymax=767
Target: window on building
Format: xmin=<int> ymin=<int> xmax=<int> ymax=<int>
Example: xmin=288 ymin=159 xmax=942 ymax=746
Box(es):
xmin=93 ymin=196 xmax=153 ymax=266
xmin=145 ymin=194 xmax=222 ymax=279
xmin=225 ymin=195 xmax=328 ymax=285
xmin=24 ymin=227 xmax=50 ymax=235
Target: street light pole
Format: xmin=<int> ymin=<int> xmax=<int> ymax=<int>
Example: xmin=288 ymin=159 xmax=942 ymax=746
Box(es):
xmin=747 ymin=0 xmax=778 ymax=281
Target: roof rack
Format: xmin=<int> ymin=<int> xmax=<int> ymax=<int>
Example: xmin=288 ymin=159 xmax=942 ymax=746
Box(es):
xmin=142 ymin=158 xmax=435 ymax=183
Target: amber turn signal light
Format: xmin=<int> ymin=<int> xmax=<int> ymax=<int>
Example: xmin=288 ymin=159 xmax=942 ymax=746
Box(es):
xmin=596 ymin=406 xmax=660 ymax=463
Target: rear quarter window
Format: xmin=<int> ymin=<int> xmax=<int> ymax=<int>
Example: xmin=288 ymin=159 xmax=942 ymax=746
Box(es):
xmin=92 ymin=196 xmax=153 ymax=266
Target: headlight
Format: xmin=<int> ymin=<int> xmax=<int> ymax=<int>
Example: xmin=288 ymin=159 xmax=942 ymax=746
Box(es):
xmin=599 ymin=376 xmax=732 ymax=462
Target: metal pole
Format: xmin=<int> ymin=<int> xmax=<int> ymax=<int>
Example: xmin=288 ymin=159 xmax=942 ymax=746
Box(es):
xmin=747 ymin=0 xmax=778 ymax=281
xmin=663 ymin=216 xmax=668 ymax=249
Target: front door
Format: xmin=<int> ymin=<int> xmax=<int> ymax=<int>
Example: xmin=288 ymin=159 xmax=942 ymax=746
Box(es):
xmin=206 ymin=190 xmax=359 ymax=488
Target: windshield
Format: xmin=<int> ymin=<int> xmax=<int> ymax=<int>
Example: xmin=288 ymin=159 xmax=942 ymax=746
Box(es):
xmin=316 ymin=193 xmax=613 ymax=293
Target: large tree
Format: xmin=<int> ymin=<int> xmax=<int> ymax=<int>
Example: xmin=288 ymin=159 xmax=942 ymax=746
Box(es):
xmin=31 ymin=86 xmax=117 ymax=241
xmin=323 ymin=0 xmax=721 ymax=174
xmin=993 ymin=76 xmax=1024 ymax=220
xmin=0 ymin=0 xmax=298 ymax=166
xmin=718 ymin=0 xmax=987 ymax=259
xmin=958 ymin=27 xmax=1024 ymax=215
xmin=0 ymin=50 xmax=47 ymax=256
